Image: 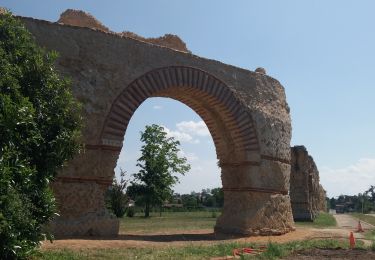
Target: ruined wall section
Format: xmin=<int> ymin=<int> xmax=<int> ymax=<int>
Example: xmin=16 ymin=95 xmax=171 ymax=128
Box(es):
xmin=120 ymin=31 xmax=190 ymax=53
xmin=57 ymin=9 xmax=189 ymax=52
xmin=290 ymin=146 xmax=326 ymax=221
xmin=58 ymin=9 xmax=110 ymax=32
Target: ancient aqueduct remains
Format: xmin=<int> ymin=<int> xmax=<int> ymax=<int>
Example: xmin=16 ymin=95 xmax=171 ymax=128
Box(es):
xmin=17 ymin=10 xmax=326 ymax=237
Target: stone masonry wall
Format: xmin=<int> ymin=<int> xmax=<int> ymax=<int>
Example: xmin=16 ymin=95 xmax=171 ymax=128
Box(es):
xmin=16 ymin=9 xmax=294 ymax=236
xmin=290 ymin=146 xmax=327 ymax=221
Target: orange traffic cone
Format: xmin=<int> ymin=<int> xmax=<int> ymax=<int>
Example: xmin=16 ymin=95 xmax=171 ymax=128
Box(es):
xmin=349 ymin=231 xmax=356 ymax=249
xmin=357 ymin=220 xmax=364 ymax=232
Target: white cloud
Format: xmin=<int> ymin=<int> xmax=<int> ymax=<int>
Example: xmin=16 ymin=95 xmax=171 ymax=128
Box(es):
xmin=162 ymin=125 xmax=201 ymax=144
xmin=320 ymin=157 xmax=375 ymax=197
xmin=176 ymin=120 xmax=210 ymax=137
xmin=178 ymin=150 xmax=198 ymax=162
xmin=153 ymin=105 xmax=162 ymax=110
xmin=163 ymin=126 xmax=194 ymax=143
xmin=157 ymin=121 xmax=210 ymax=144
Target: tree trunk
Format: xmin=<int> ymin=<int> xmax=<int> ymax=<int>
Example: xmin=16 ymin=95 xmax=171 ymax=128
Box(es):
xmin=145 ymin=202 xmax=150 ymax=217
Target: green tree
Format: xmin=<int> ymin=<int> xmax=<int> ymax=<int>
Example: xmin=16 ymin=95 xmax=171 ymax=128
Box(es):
xmin=365 ymin=186 xmax=375 ymax=203
xmin=211 ymin=187 xmax=224 ymax=208
xmin=0 ymin=12 xmax=81 ymax=258
xmin=128 ymin=124 xmax=190 ymax=217
xmin=181 ymin=194 xmax=199 ymax=209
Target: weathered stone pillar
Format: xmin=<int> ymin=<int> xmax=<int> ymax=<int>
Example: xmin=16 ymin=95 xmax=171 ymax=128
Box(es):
xmin=215 ymin=159 xmax=295 ymax=235
xmin=49 ymin=149 xmax=120 ymax=237
xmin=290 ymin=146 xmax=326 ymax=221
xmin=49 ymin=181 xmax=118 ymax=237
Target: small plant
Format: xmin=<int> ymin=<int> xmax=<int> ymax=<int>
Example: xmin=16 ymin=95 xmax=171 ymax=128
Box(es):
xmin=127 ymin=207 xmax=135 ymax=217
xmin=106 ymin=169 xmax=129 ymax=218
xmin=370 ymin=240 xmax=375 ymax=251
xmin=261 ymin=242 xmax=285 ymax=259
xmin=211 ymin=211 xmax=217 ymax=218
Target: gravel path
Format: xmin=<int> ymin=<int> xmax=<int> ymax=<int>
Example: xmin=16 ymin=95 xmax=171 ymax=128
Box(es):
xmin=334 ymin=214 xmax=374 ymax=230
xmin=332 ymin=213 xmax=374 ymax=246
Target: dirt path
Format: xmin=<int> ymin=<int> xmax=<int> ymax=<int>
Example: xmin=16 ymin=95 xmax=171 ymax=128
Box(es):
xmin=41 ymin=228 xmax=330 ymax=250
xmin=40 ymin=214 xmax=375 ymax=251
xmin=332 ymin=214 xmax=374 ymax=246
xmin=334 ymin=214 xmax=374 ymax=230
xmin=40 ymin=227 xmax=362 ymax=251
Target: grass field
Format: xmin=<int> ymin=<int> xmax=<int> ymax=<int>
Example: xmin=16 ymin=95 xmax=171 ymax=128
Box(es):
xmin=351 ymin=213 xmax=375 ymax=226
xmin=294 ymin=212 xmax=337 ymax=228
xmin=120 ymin=211 xmax=219 ymax=233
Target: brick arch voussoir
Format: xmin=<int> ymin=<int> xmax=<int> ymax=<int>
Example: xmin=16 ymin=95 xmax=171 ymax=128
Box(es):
xmin=99 ymin=66 xmax=260 ymax=161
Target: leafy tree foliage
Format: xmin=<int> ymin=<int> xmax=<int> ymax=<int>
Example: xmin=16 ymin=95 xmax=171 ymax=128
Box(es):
xmin=105 ymin=169 xmax=129 ymax=218
xmin=0 ymin=12 xmax=81 ymax=258
xmin=211 ymin=188 xmax=224 ymax=207
xmin=128 ymin=124 xmax=190 ymax=217
xmin=329 ymin=187 xmax=375 ymax=214
xmin=181 ymin=194 xmax=199 ymax=208
xmin=365 ymin=185 xmax=375 ymax=203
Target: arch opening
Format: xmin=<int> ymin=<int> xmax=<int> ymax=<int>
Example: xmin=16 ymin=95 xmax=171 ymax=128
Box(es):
xmin=115 ymin=97 xmax=222 ymax=194
xmin=101 ymin=66 xmax=261 ymax=166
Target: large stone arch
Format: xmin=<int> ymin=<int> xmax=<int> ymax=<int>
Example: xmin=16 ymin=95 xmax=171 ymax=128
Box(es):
xmin=18 ymin=13 xmax=295 ymax=237
xmin=100 ymin=66 xmax=260 ymax=164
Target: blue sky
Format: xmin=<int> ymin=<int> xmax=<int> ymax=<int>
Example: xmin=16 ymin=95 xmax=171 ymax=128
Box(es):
xmin=3 ymin=0 xmax=375 ymax=197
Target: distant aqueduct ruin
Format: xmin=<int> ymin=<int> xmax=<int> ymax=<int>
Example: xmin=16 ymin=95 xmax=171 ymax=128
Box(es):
xmin=15 ymin=9 xmax=324 ymax=237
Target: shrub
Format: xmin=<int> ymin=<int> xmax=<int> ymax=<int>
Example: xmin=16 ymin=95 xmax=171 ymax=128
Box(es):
xmin=0 ymin=11 xmax=81 ymax=258
xmin=126 ymin=207 xmax=135 ymax=218
xmin=106 ymin=170 xmax=129 ymax=218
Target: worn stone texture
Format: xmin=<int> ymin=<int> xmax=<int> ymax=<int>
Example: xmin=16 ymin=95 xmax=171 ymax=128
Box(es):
xmin=317 ymin=184 xmax=327 ymax=212
xmin=58 ymin=9 xmax=189 ymax=52
xmin=17 ymin=10 xmax=294 ymax=237
xmin=290 ymin=146 xmax=327 ymax=221
xmin=120 ymin=31 xmax=190 ymax=53
xmin=58 ymin=9 xmax=110 ymax=32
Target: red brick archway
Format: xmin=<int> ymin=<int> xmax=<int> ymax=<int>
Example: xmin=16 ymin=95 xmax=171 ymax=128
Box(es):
xmin=99 ymin=66 xmax=260 ymax=165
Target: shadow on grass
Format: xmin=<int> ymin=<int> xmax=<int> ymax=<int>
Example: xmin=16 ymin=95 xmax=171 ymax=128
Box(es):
xmin=55 ymin=232 xmax=247 ymax=242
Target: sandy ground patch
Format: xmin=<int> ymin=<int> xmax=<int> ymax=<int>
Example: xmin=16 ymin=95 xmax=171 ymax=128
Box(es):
xmin=41 ymin=227 xmax=351 ymax=251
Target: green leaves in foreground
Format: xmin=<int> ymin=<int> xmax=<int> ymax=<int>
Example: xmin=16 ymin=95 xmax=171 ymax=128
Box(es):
xmin=0 ymin=11 xmax=81 ymax=259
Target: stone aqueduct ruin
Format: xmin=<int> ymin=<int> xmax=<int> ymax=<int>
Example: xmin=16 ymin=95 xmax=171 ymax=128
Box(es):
xmin=290 ymin=146 xmax=327 ymax=221
xmin=15 ymin=10 xmax=326 ymax=237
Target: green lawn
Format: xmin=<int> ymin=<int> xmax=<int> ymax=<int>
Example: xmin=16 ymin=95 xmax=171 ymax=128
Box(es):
xmin=120 ymin=211 xmax=219 ymax=233
xmin=294 ymin=212 xmax=337 ymax=228
xmin=351 ymin=213 xmax=375 ymax=244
